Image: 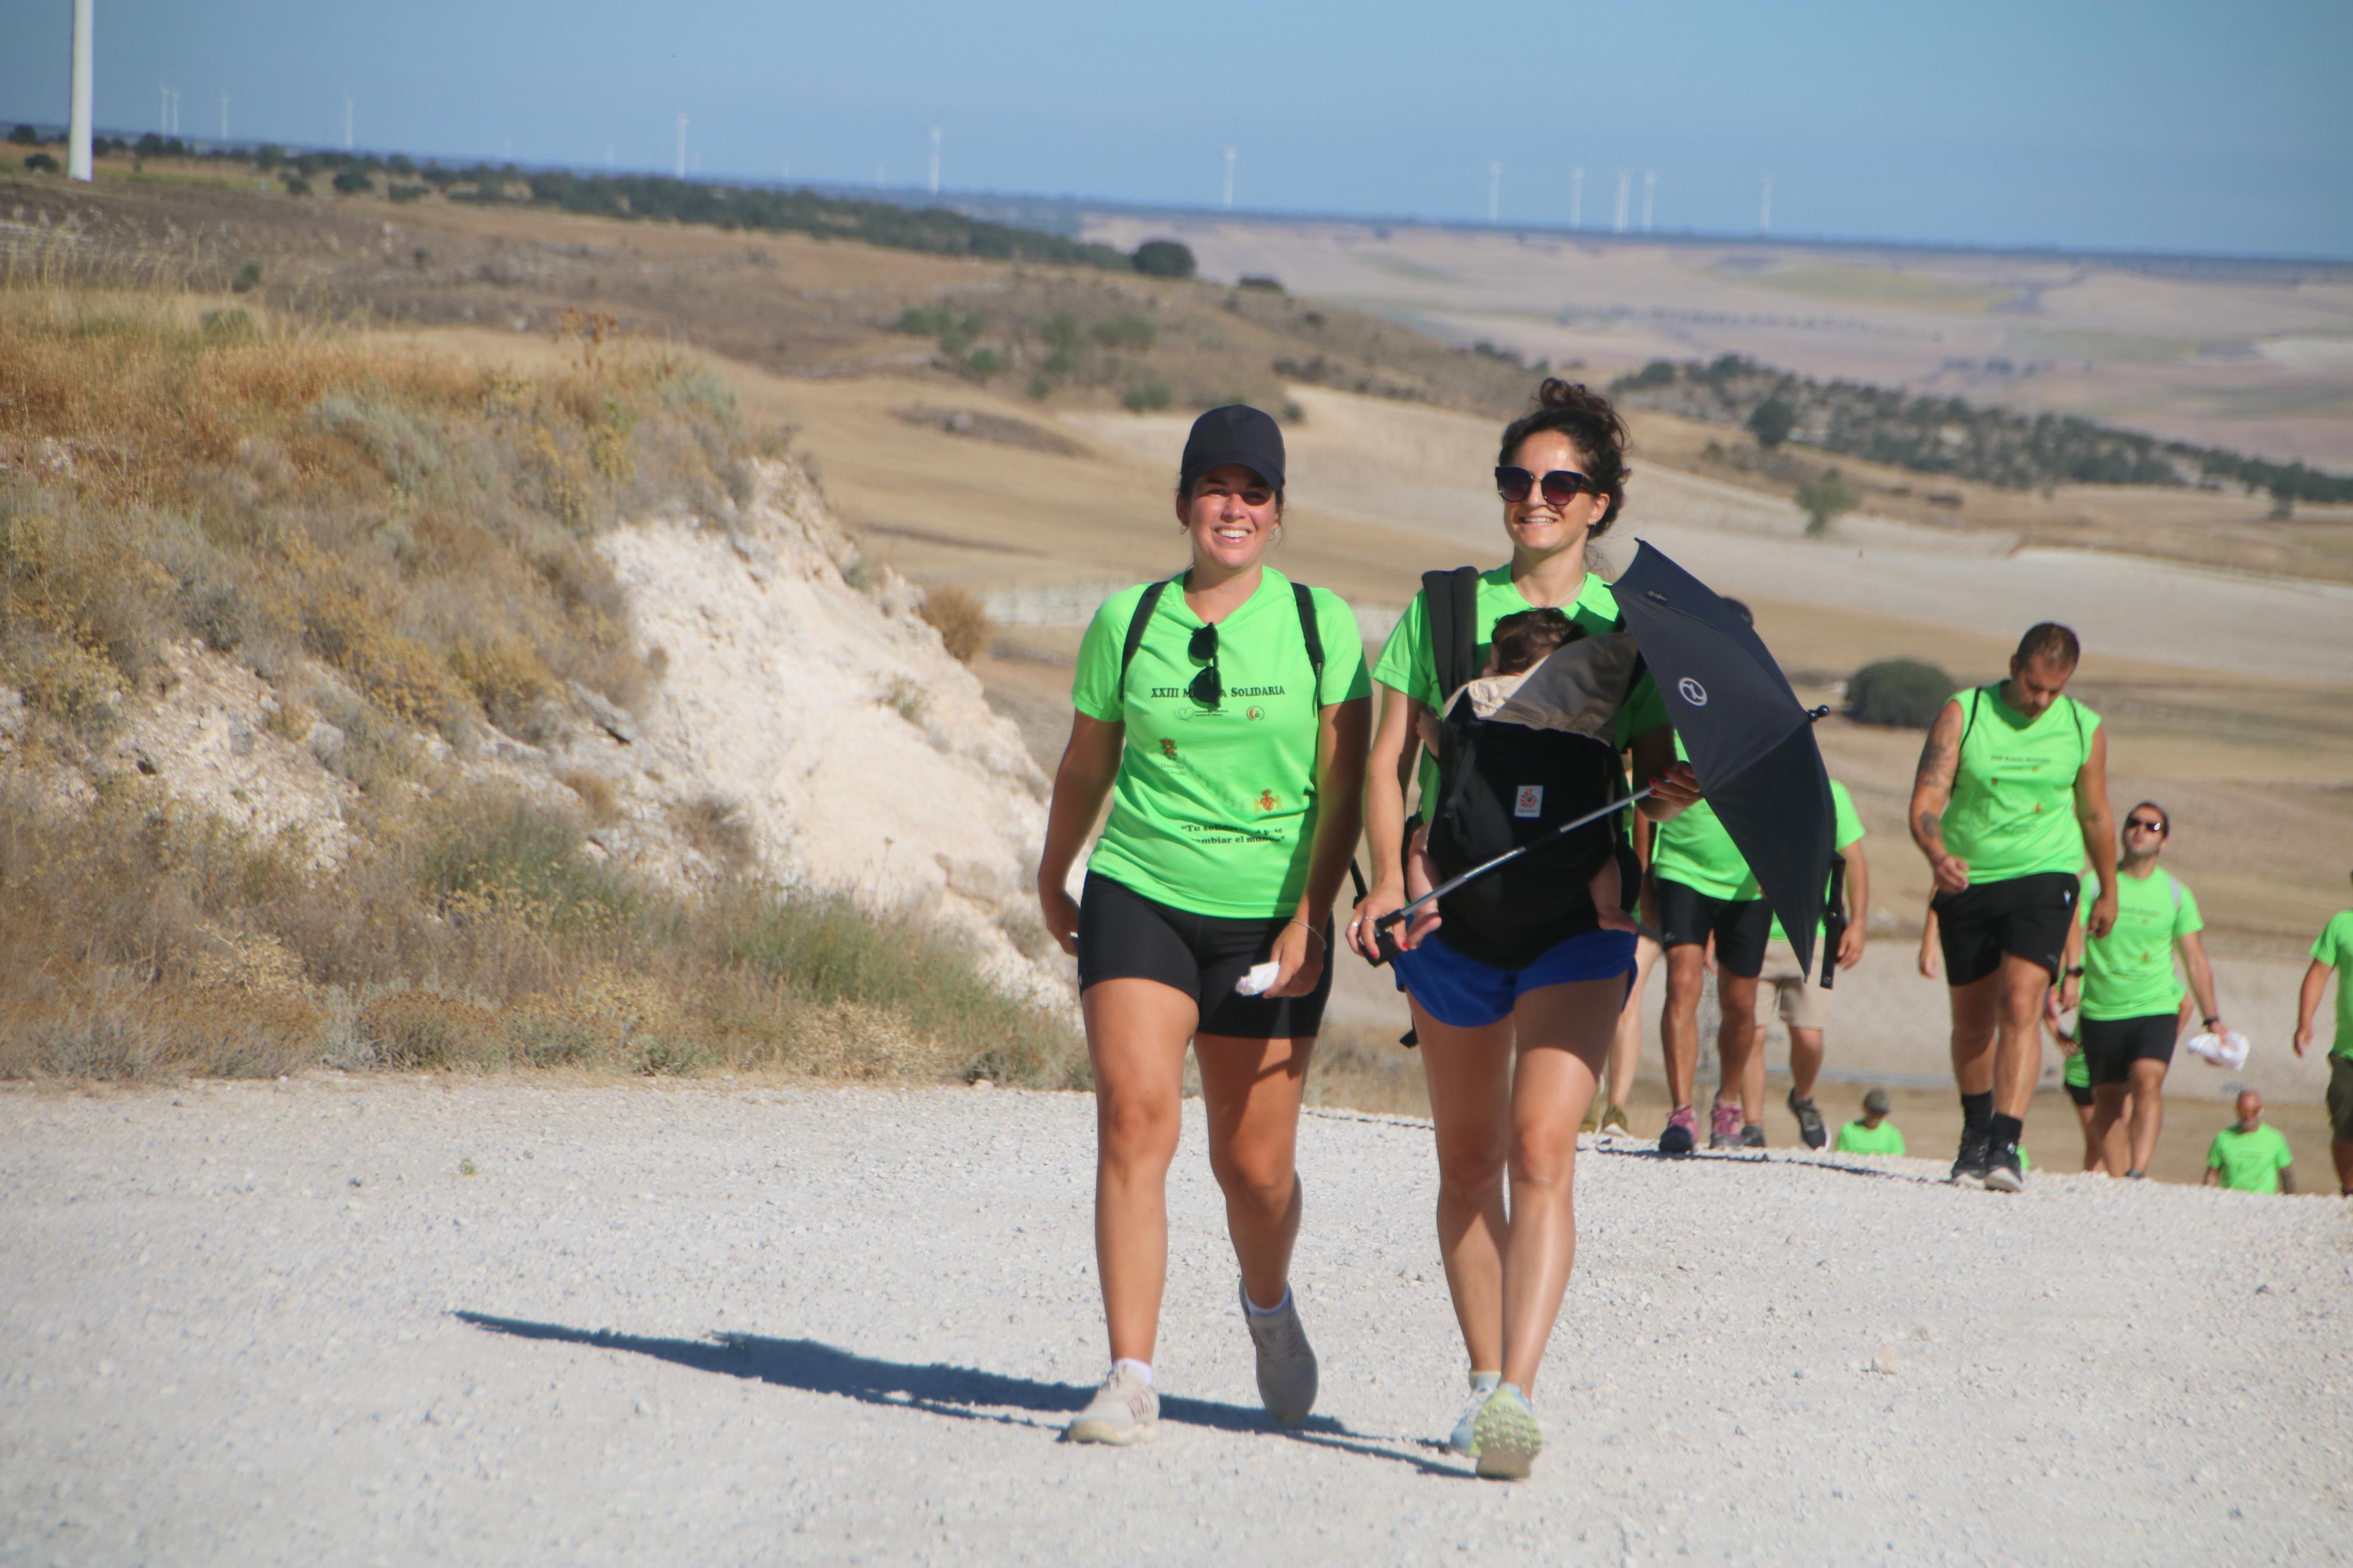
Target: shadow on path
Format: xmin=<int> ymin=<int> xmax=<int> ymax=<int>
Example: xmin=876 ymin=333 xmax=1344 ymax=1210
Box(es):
xmin=1588 ymin=1142 xmax=1954 ymax=1186
xmin=454 ymin=1313 xmax=1461 ymax=1476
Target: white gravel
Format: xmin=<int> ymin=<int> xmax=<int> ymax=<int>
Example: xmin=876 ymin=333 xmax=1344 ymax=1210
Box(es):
xmin=5 ymin=1079 xmax=2349 ymax=1566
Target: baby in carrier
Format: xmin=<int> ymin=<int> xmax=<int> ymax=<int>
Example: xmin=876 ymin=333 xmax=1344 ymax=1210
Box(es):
xmin=1404 ymin=607 xmax=1635 ymax=936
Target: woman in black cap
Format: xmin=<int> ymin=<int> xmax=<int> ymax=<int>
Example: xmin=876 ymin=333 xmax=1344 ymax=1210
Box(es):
xmin=1037 ymin=405 xmax=1371 ymax=1445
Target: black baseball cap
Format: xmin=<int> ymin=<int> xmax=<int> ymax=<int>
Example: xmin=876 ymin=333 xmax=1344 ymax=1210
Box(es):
xmin=1179 ymin=404 xmax=1284 ymax=495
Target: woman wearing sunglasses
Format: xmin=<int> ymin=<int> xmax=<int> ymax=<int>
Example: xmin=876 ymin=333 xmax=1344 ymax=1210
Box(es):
xmin=1346 ymin=379 xmax=1698 ymax=1478
xmin=1037 ymin=404 xmax=1371 ymax=1446
xmin=2056 ymin=800 xmax=2226 ymax=1179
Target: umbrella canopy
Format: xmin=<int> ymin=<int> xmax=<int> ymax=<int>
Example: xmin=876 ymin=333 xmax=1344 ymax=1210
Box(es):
xmin=1613 ymin=542 xmax=1838 ymax=978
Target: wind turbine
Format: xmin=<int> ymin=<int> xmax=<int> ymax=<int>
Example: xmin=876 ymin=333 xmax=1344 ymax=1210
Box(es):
xmin=1222 ymin=146 xmax=1235 ymax=209
xmin=675 ymin=112 xmax=687 ymax=179
xmin=1488 ymin=161 xmax=1502 ymax=225
xmin=1569 ymin=165 xmax=1582 ymax=228
xmin=1612 ymin=169 xmax=1628 ymax=233
xmin=68 ymin=0 xmax=91 ymax=181
xmin=1758 ymin=173 xmax=1773 ymax=234
xmin=1641 ymin=169 xmax=1655 ymax=233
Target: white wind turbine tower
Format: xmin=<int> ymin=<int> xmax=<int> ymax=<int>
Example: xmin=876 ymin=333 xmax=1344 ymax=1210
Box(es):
xmin=928 ymin=126 xmax=941 ymax=195
xmin=1222 ymin=146 xmax=1235 ymax=209
xmin=674 ymin=112 xmax=687 ymax=179
xmin=1758 ymin=173 xmax=1773 ymax=234
xmin=1641 ymin=169 xmax=1655 ymax=233
xmin=1488 ymin=161 xmax=1502 ymax=224
xmin=168 ymin=87 xmax=180 ymax=133
xmin=1569 ymin=165 xmax=1582 ymax=228
xmin=68 ymin=0 xmax=93 ymax=182
xmin=1612 ymin=169 xmax=1628 ymax=233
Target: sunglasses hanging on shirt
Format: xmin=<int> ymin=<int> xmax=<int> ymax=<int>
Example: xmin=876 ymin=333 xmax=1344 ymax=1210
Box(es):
xmin=1187 ymin=621 xmax=1221 ymax=709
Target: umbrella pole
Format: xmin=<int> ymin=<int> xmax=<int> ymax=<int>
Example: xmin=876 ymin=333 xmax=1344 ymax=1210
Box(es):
xmin=1371 ymin=787 xmax=1653 ymax=961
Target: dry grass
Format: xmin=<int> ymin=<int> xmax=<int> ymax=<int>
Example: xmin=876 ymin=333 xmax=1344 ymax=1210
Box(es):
xmin=917 ymin=584 xmax=993 ymax=664
xmin=0 ymin=282 xmax=1086 ymax=1091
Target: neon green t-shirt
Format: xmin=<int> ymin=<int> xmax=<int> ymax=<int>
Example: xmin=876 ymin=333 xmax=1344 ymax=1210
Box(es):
xmin=2077 ymin=867 xmax=2202 ymax=1022
xmin=1834 ymin=1119 xmax=1905 ymax=1155
xmin=1370 ymin=566 xmax=1669 ymax=812
xmin=1942 ymin=686 xmax=2099 ymax=883
xmin=2206 ymin=1123 xmax=2292 ymax=1194
xmin=2311 ymin=911 xmax=2353 ymax=1061
xmin=1073 ymin=570 xmax=1369 ymax=919
xmin=1766 ymin=780 xmax=1866 ymax=943
xmin=1648 ymin=733 xmax=1756 ymax=901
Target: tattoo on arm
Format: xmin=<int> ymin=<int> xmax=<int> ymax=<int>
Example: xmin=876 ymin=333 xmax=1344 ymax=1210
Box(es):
xmin=1913 ymin=733 xmax=1955 ymax=792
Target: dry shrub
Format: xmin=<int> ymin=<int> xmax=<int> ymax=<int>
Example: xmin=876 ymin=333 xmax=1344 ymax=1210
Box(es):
xmin=558 ymin=768 xmax=621 ymax=823
xmin=448 ymin=632 xmax=559 ymax=738
xmin=357 ymin=989 xmax=502 ymax=1070
xmin=669 ymin=792 xmax=753 ymax=869
xmin=917 ymin=584 xmax=993 ymax=663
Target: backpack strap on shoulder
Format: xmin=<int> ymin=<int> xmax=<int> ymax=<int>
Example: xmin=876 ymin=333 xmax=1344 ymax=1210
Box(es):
xmin=1291 ymin=579 xmax=1325 ymax=696
xmin=1423 ymin=567 xmax=1481 ymax=702
xmin=1960 ymin=686 xmax=1983 ymax=749
xmin=1119 ymin=578 xmax=1174 ymax=690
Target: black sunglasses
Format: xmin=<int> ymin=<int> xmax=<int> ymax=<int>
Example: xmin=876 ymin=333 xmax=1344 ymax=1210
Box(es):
xmin=1187 ymin=622 xmax=1220 ymax=709
xmin=1495 ymin=466 xmax=1595 ymax=506
xmin=2124 ymin=816 xmax=2167 ymax=834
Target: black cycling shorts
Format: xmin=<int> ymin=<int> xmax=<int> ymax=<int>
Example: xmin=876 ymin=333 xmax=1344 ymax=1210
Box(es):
xmin=1076 ymin=873 xmax=1332 ymax=1040
xmin=2078 ymin=1013 xmax=2177 ymax=1085
xmin=1652 ymin=876 xmax=1772 ymax=980
xmin=2064 ymin=1080 xmax=2095 ymax=1108
xmin=1932 ymin=871 xmax=2079 ymax=987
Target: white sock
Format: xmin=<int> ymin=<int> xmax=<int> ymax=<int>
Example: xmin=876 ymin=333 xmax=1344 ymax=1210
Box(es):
xmin=1244 ymin=1285 xmax=1292 ymax=1316
xmin=1112 ymin=1357 xmax=1154 ymax=1386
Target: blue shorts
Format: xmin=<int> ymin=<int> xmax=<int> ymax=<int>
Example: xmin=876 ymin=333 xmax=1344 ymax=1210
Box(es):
xmin=1393 ymin=927 xmax=1638 ymax=1029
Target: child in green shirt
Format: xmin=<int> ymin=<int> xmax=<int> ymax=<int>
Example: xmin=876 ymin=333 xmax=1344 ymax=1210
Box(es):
xmin=1834 ymin=1087 xmax=1907 ymax=1155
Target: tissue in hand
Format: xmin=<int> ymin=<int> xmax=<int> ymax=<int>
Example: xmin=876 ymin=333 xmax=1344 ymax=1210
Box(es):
xmin=1233 ymin=962 xmax=1282 ymax=997
xmin=2185 ymin=1029 xmax=2249 ymax=1071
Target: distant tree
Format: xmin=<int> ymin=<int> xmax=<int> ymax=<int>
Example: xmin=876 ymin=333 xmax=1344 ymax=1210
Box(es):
xmin=1747 ymin=396 xmax=1797 ymax=450
xmin=332 ymin=169 xmax=375 ymax=194
xmin=253 ymin=144 xmax=283 ymax=170
xmin=1846 ymin=658 xmax=1954 ymax=728
xmin=1796 ymin=468 xmax=1860 ymax=535
xmin=1237 ymin=274 xmax=1284 ymax=293
xmin=281 ymin=175 xmax=312 ymax=197
xmin=1123 ymin=379 xmax=1172 ymax=413
xmin=8 ymin=125 xmax=40 ymax=147
xmin=1091 ymin=314 xmax=1156 ymax=351
xmin=1131 ymin=239 xmax=1196 ymax=279
xmin=23 ymin=153 xmax=59 ymax=173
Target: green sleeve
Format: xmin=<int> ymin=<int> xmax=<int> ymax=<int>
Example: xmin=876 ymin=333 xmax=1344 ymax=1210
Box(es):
xmin=1891 ymin=1129 xmax=1906 ymax=1156
xmin=1312 ymin=589 xmax=1372 ymax=707
xmin=2207 ymin=1135 xmax=2225 ymax=1171
xmin=1371 ymin=589 xmax=1435 ymax=707
xmin=1071 ymin=585 xmax=1147 ymax=723
xmin=2313 ymin=914 xmax=2350 ymax=967
xmin=2173 ymin=880 xmax=2203 ymax=940
xmin=1830 ymin=781 xmax=1865 ymax=851
xmin=2274 ymin=1131 xmax=2293 ymax=1169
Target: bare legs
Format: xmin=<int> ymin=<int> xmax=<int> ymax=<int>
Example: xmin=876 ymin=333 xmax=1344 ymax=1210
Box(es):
xmin=2088 ymin=1058 xmax=2167 ymax=1176
xmin=1417 ymin=977 xmax=1619 ymax=1392
xmin=1083 ymin=978 xmax=1311 ymax=1364
xmin=1948 ymin=956 xmax=2050 ymax=1119
xmin=1602 ymin=934 xmax=1660 ymax=1117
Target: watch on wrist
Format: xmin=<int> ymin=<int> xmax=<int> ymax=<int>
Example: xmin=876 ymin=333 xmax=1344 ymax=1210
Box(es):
xmin=2203 ymin=1015 xmax=2221 ymax=1030
xmin=2064 ymin=965 xmax=2084 ymax=978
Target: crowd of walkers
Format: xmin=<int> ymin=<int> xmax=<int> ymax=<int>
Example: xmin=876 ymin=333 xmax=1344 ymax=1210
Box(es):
xmin=1033 ymin=384 xmax=2353 ymax=1477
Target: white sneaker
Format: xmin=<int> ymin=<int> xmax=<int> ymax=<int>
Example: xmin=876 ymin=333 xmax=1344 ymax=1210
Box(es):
xmin=1241 ymin=1281 xmax=1318 ymax=1423
xmin=1446 ymin=1370 xmax=1502 ymax=1455
xmin=1062 ymin=1366 xmax=1158 ymax=1446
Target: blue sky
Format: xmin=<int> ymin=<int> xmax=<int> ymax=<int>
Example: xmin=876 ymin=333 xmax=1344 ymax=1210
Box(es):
xmin=5 ymin=0 xmax=2348 ymax=257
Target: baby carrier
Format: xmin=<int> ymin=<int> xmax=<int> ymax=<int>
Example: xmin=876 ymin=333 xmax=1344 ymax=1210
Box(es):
xmin=1419 ymin=567 xmax=1645 ymax=969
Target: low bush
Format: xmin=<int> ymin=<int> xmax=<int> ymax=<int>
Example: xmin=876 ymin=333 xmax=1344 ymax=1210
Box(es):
xmin=1846 ymin=657 xmax=1955 ymax=728
xmin=918 ymin=584 xmax=992 ymax=663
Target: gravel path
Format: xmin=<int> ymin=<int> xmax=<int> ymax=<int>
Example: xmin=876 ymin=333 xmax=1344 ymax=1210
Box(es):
xmin=5 ymin=1080 xmax=2349 ymax=1566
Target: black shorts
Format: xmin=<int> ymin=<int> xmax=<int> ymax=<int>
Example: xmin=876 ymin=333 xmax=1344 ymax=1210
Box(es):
xmin=2065 ymin=1081 xmax=2095 ymax=1108
xmin=2078 ymin=1013 xmax=2177 ymax=1085
xmin=1076 ymin=873 xmax=1332 ymax=1040
xmin=1652 ymin=876 xmax=1771 ymax=980
xmin=1932 ymin=871 xmax=2078 ymax=987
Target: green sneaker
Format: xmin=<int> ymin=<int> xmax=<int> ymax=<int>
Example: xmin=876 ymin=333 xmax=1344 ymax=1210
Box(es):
xmin=1471 ymin=1382 xmax=1543 ymax=1480
xmin=1445 ymin=1369 xmax=1502 ymax=1455
xmin=1062 ymin=1367 xmax=1158 ymax=1446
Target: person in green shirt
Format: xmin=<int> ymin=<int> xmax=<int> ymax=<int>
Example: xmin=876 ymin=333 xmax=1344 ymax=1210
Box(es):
xmin=1908 ymin=621 xmax=2118 ymax=1193
xmin=2057 ymin=800 xmax=2225 ymax=1179
xmin=1834 ymin=1087 xmax=1907 ymax=1155
xmin=1742 ymin=778 xmax=1871 ymax=1150
xmin=1344 ymin=378 xmax=1698 ymax=1480
xmin=1038 ymin=405 xmax=1371 ymax=1446
xmin=2292 ymin=873 xmax=2353 ymax=1196
xmin=2205 ymin=1090 xmax=2295 ymax=1194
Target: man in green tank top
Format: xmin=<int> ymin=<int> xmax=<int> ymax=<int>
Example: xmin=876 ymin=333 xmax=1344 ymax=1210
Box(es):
xmin=2293 ymin=870 xmax=2353 ymax=1195
xmin=1908 ymin=623 xmax=2117 ymax=1193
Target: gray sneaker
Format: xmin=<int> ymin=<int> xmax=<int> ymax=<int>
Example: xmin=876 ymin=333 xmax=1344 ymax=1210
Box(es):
xmin=1446 ymin=1369 xmax=1502 ymax=1455
xmin=1241 ymin=1281 xmax=1318 ymax=1423
xmin=1471 ymin=1382 xmax=1543 ymax=1480
xmin=1063 ymin=1367 xmax=1158 ymax=1446
xmin=1787 ymin=1088 xmax=1827 ymax=1149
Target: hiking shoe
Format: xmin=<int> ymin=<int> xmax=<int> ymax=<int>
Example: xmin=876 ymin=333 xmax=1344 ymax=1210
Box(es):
xmin=1241 ymin=1281 xmax=1318 ymax=1424
xmin=1063 ymin=1367 xmax=1158 ymax=1446
xmin=1599 ymin=1104 xmax=1632 ymax=1139
xmin=1950 ymin=1124 xmax=1991 ymax=1183
xmin=1787 ymin=1089 xmax=1827 ymax=1150
xmin=1740 ymin=1122 xmax=1767 ymax=1149
xmin=1446 ymin=1370 xmax=1502 ymax=1456
xmin=1708 ymin=1099 xmax=1744 ymax=1150
xmin=1470 ymin=1384 xmax=1543 ymax=1480
xmin=1580 ymin=1103 xmax=1602 ymax=1135
xmin=1659 ymin=1105 xmax=1698 ymax=1155
xmin=1982 ymin=1140 xmax=2025 ymax=1193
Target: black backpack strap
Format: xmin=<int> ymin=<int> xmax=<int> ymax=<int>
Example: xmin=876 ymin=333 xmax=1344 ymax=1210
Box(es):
xmin=1423 ymin=567 xmax=1481 ymax=701
xmin=1291 ymin=579 xmax=1325 ymax=697
xmin=1118 ymin=578 xmax=1174 ymax=691
xmin=1959 ymin=685 xmax=1983 ymax=749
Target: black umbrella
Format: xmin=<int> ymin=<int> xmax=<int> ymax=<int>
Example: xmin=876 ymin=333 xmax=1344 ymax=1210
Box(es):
xmin=1371 ymin=541 xmax=1844 ymax=983
xmin=1612 ymin=541 xmax=1840 ymax=980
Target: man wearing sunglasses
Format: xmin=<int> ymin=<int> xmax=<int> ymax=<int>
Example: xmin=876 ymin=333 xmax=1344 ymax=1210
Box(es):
xmin=2293 ymin=870 xmax=2353 ymax=1196
xmin=1910 ymin=622 xmax=2117 ymax=1192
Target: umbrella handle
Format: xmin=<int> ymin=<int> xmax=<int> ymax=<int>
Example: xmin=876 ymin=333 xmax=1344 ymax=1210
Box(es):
xmin=1371 ymin=787 xmax=1653 ymax=945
